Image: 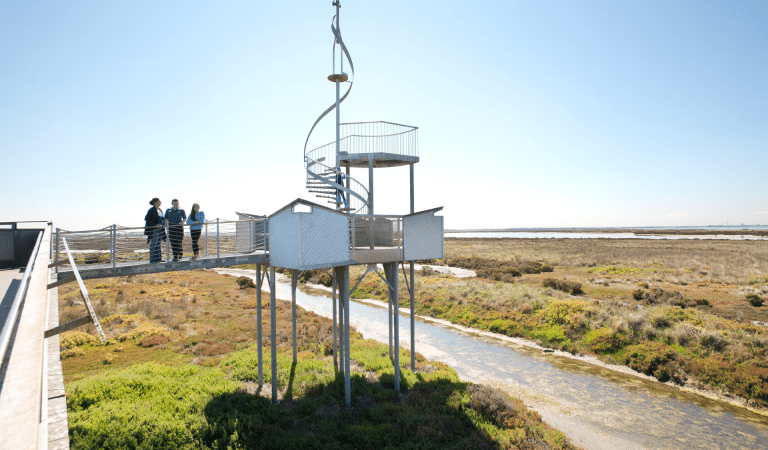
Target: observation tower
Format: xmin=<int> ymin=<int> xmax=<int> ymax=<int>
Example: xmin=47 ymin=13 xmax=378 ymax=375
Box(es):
xmin=267 ymin=1 xmax=445 ymax=407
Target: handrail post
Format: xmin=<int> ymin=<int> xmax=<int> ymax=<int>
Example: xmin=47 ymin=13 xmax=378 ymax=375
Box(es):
xmin=205 ymin=222 xmax=209 ymax=257
xmin=165 ymin=221 xmax=170 ymax=264
xmin=111 ymin=224 xmax=116 ymax=271
xmin=216 ymin=218 xmax=220 ymax=260
xmin=55 ymin=228 xmax=60 ymax=273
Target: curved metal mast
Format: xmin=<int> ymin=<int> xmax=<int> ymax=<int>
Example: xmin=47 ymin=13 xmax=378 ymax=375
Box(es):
xmin=304 ymin=1 xmax=367 ymax=213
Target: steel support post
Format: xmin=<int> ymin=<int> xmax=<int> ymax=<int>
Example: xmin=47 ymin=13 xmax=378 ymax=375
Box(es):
xmin=410 ymin=262 xmax=415 ymax=371
xmin=409 ymin=162 xmax=416 ymax=371
xmin=111 ymin=224 xmax=116 ymax=271
xmin=256 ymin=264 xmax=263 ymax=386
xmin=410 ymin=163 xmax=414 ymax=213
xmin=332 ymin=271 xmax=338 ymax=370
xmin=165 ymin=222 xmax=170 ymax=263
xmin=270 ymin=265 xmax=278 ymax=403
xmin=346 ymin=166 xmax=350 ymax=190
xmin=388 ymin=284 xmax=393 ymax=359
xmin=335 ymin=265 xmax=351 ymax=408
xmin=291 ymin=269 xmax=298 ymax=363
xmin=384 ymin=262 xmax=400 ymax=393
xmin=55 ymin=228 xmax=60 ymax=273
xmin=338 ymin=275 xmax=345 ymax=374
xmin=368 ymin=155 xmax=374 ymax=247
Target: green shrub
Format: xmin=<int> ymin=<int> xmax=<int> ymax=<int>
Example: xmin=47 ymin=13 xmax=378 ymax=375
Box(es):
xmin=695 ymin=299 xmax=711 ymax=307
xmin=747 ymin=294 xmax=764 ymax=307
xmin=623 ymin=342 xmax=682 ymax=383
xmin=583 ymin=328 xmax=628 ymax=353
xmin=542 ymin=278 xmax=584 ymax=295
xmin=466 ymin=384 xmax=518 ymax=428
xmin=235 ymin=276 xmax=256 ymax=289
xmin=140 ymin=335 xmax=170 ymax=347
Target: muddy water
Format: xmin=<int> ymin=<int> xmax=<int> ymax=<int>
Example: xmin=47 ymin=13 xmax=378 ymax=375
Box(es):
xmin=218 ymin=269 xmax=768 ymax=450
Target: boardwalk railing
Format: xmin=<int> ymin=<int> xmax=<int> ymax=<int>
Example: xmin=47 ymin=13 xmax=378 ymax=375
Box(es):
xmin=54 ymin=217 xmax=267 ymax=271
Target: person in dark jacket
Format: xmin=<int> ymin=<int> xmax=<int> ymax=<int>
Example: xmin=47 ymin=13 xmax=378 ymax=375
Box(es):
xmin=165 ymin=198 xmax=187 ymax=262
xmin=144 ymin=198 xmax=166 ymax=263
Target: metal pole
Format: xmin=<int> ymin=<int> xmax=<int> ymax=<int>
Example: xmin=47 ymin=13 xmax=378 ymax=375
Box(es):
xmin=388 ymin=281 xmax=393 ymax=359
xmin=55 ymin=228 xmax=60 ymax=273
xmin=332 ymin=271 xmax=338 ymax=370
xmin=291 ymin=269 xmax=298 ymax=364
xmin=334 ymin=4 xmax=341 ymax=210
xmin=410 ymin=163 xmax=414 ymax=213
xmin=336 ymin=265 xmax=351 ymax=408
xmin=111 ymin=224 xmax=116 ymax=271
xmin=338 ymin=273 xmax=345 ymax=374
xmin=216 ymin=218 xmax=220 ymax=260
xmin=410 ymin=262 xmax=415 ymax=371
xmin=270 ymin=265 xmax=278 ymax=403
xmin=205 ymin=223 xmax=209 ymax=257
xmin=165 ymin=221 xmax=170 ymax=263
xmin=409 ymin=162 xmax=416 ymax=371
xmin=368 ymin=155 xmax=374 ymax=218
xmin=256 ymin=264 xmax=263 ymax=386
xmin=386 ymin=263 xmax=400 ymax=393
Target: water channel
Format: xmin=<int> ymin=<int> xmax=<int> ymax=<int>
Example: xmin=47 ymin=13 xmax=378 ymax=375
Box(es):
xmin=218 ymin=269 xmax=768 ymax=450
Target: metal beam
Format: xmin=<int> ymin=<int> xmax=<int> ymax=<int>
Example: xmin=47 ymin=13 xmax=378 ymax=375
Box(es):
xmin=256 ymin=264 xmax=263 ymax=387
xmin=332 ymin=272 xmax=338 ymax=370
xmin=61 ymin=238 xmax=106 ymax=343
xmin=291 ymin=269 xmax=298 ymax=363
xmin=385 ymin=262 xmax=400 ymax=393
xmin=44 ymin=315 xmax=92 ymax=339
xmin=270 ymin=265 xmax=278 ymax=403
xmin=47 ymin=276 xmax=74 ymax=290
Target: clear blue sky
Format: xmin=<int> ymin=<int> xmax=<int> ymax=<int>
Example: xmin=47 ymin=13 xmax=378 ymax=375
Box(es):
xmin=2 ymin=1 xmax=766 ymax=230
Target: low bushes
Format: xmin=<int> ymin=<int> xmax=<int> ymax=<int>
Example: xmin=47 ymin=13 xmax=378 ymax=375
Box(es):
xmin=67 ymin=342 xmax=577 ymax=450
xmin=623 ymin=342 xmax=684 ymax=383
xmin=235 ymin=276 xmax=256 ymax=289
xmin=632 ymin=287 xmax=699 ymax=308
xmin=747 ymin=294 xmax=764 ymax=307
xmin=583 ymin=328 xmax=629 ymax=353
xmin=542 ymin=278 xmax=584 ymax=295
xmin=442 ymin=257 xmax=553 ymax=282
xmin=279 ymin=268 xmax=333 ymax=287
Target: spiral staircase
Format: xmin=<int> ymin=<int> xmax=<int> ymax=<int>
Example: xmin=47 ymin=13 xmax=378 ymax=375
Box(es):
xmin=303 ymin=6 xmax=419 ymax=215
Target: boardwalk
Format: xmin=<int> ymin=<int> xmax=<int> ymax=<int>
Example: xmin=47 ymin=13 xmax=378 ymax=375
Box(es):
xmin=54 ymin=217 xmax=267 ymax=281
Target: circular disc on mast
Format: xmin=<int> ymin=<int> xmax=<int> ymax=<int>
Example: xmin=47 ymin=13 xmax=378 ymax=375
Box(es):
xmin=328 ymin=73 xmax=349 ymax=82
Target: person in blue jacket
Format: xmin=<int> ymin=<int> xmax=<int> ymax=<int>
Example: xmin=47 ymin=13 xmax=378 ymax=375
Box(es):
xmin=144 ymin=198 xmax=166 ymax=263
xmin=186 ymin=203 xmax=205 ymax=260
xmin=165 ymin=199 xmax=187 ymax=262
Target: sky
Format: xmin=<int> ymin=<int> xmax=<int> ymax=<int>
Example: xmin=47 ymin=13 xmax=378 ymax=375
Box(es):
xmin=1 ymin=0 xmax=767 ymax=230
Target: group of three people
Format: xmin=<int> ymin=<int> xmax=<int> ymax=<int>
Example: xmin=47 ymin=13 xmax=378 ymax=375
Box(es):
xmin=144 ymin=198 xmax=206 ymax=263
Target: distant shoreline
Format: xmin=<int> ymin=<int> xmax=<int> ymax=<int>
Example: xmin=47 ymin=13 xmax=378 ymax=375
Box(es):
xmin=446 ymin=228 xmax=768 ymax=237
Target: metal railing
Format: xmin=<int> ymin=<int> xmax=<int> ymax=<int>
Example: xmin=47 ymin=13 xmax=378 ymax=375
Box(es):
xmin=0 ymin=229 xmax=43 ymax=374
xmin=305 ymin=122 xmax=418 ymax=167
xmin=54 ymin=217 xmax=267 ymax=270
xmin=350 ymin=215 xmax=403 ymax=263
xmin=304 ymin=122 xmax=417 ymax=214
xmin=339 ymin=121 xmax=418 ymax=157
xmin=306 ymin=156 xmax=370 ymax=214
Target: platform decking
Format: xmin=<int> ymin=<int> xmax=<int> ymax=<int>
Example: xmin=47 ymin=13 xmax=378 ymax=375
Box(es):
xmin=56 ymin=252 xmax=269 ymax=281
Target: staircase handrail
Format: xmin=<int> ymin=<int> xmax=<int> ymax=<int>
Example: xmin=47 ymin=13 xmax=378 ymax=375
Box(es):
xmin=305 ymin=155 xmax=369 ymax=215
